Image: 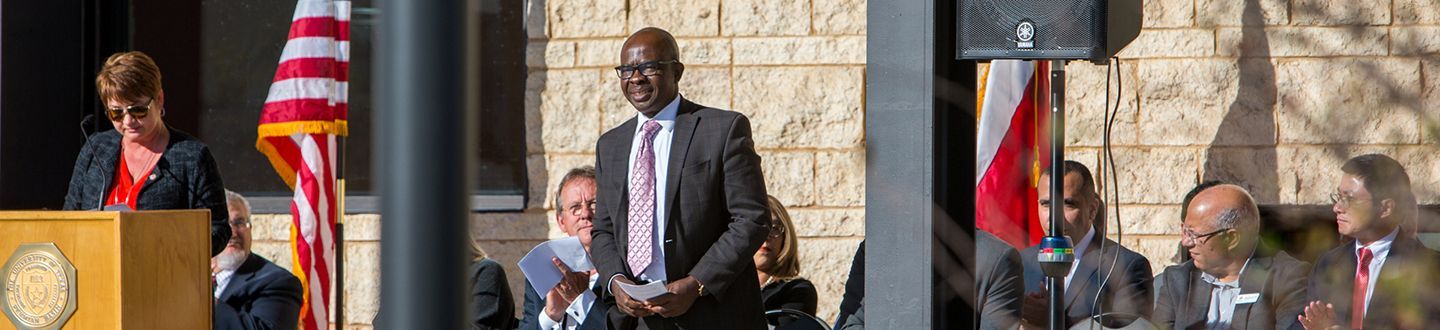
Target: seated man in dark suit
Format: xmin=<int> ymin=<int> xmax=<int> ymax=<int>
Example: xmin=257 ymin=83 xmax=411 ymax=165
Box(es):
xmin=213 ymin=190 xmax=303 ymax=330
xmin=977 ymin=230 xmax=1023 ymax=329
xmin=520 ymin=166 xmax=608 ymax=329
xmin=1020 ymin=161 xmax=1153 ymax=328
xmin=1154 ymin=183 xmax=1310 ymax=330
xmin=1298 ymin=154 xmax=1440 ymax=329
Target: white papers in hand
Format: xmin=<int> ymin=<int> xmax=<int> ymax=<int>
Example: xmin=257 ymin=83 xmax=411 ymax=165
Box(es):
xmin=617 ymin=280 xmax=669 ymax=301
xmin=517 ymin=236 xmax=594 ymax=297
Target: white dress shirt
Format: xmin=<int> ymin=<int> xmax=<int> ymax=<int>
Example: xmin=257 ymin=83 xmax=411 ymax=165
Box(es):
xmin=538 ymin=273 xmax=601 ymax=330
xmin=1354 ymin=227 xmax=1398 ymax=319
xmin=1065 ymin=228 xmax=1096 ymax=290
xmin=624 ymin=96 xmax=681 ymax=284
xmin=214 ymin=268 xmax=236 ymax=300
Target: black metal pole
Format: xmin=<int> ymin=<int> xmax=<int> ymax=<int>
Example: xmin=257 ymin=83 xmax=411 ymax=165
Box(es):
xmin=376 ymin=0 xmax=475 ymax=328
xmin=334 ymin=220 xmax=344 ymax=327
xmin=1043 ymin=60 xmax=1071 ymax=330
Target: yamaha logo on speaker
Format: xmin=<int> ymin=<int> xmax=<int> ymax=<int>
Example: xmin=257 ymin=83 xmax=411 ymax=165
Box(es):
xmin=1015 ymin=20 xmax=1035 ymax=49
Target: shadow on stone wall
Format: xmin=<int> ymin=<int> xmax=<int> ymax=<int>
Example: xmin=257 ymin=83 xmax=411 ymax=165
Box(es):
xmin=1203 ymin=0 xmax=1278 ymax=203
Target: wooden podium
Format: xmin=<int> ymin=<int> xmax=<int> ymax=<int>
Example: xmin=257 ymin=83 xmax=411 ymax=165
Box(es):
xmin=0 ymin=210 xmax=211 ymax=329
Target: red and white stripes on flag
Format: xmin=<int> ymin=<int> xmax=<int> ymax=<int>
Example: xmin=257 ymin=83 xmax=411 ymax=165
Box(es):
xmin=254 ymin=1 xmax=349 ymax=329
xmin=975 ymin=60 xmax=1048 ymax=249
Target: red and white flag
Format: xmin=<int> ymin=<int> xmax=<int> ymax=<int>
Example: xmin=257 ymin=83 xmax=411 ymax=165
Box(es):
xmin=975 ymin=60 xmax=1049 ymax=249
xmin=254 ymin=1 xmax=350 ymax=329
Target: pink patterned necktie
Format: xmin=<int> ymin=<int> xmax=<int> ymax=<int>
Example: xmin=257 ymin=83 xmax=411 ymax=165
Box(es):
xmin=627 ymin=120 xmax=662 ymax=275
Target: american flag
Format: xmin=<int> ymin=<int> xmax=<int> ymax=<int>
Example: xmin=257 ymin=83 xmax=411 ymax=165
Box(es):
xmin=254 ymin=1 xmax=350 ymax=329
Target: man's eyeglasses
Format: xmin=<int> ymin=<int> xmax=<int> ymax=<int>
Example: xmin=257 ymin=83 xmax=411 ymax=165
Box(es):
xmin=1181 ymin=227 xmax=1231 ymax=244
xmin=106 ymin=99 xmax=154 ymax=121
xmin=229 ymin=217 xmax=251 ymax=228
xmin=1330 ymin=192 xmax=1369 ymax=209
xmin=614 ymin=60 xmax=680 ymax=80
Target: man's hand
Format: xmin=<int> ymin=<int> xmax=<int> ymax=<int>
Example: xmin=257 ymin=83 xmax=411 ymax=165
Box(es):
xmin=1298 ymin=301 xmax=1345 ymax=330
xmin=1020 ymin=291 xmax=1049 ymax=326
xmin=609 ymin=276 xmax=654 ymax=318
xmin=543 ymin=257 xmax=591 ymax=321
xmin=646 ymin=276 xmax=702 ymax=318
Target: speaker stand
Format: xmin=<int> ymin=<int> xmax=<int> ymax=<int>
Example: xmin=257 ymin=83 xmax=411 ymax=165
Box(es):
xmin=1040 ymin=60 xmax=1074 ymax=330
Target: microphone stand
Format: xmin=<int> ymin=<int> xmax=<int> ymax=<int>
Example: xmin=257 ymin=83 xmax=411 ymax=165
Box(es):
xmin=1036 ymin=60 xmax=1074 ymax=330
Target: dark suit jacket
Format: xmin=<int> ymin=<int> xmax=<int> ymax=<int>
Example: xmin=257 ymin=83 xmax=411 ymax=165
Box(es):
xmin=977 ymin=231 xmax=1023 ymax=330
xmin=471 ymin=258 xmax=518 ymax=330
xmin=834 ymin=241 xmax=864 ymax=328
xmin=214 ymin=254 xmax=304 ymax=330
xmin=1020 ymin=235 xmax=1153 ymax=328
xmin=762 ymin=278 xmax=818 ymax=315
xmin=64 ymin=128 xmax=231 ymax=256
xmin=1153 ymin=245 xmax=1310 ymax=330
xmin=519 ymin=278 xmax=608 ymax=330
xmin=591 ymin=98 xmax=770 ymax=329
xmin=1305 ymin=235 xmax=1440 ymax=329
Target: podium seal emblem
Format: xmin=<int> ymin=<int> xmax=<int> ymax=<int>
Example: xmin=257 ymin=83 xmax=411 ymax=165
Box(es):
xmin=1 ymin=243 xmax=77 ymax=330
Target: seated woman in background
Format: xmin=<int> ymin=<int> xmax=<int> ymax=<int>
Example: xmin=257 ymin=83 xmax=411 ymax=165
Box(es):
xmin=756 ymin=195 xmax=818 ymax=323
xmin=469 ymin=238 xmax=517 ymax=329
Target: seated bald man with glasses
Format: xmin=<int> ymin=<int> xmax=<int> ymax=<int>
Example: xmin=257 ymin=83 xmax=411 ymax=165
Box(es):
xmin=1153 ymin=183 xmax=1310 ymax=330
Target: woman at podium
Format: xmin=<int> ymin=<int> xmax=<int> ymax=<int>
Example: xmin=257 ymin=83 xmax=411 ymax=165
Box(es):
xmin=62 ymin=51 xmax=231 ymax=257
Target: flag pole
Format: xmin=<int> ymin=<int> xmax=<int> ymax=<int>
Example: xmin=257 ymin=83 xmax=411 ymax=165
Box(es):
xmin=334 ymin=136 xmax=346 ymax=329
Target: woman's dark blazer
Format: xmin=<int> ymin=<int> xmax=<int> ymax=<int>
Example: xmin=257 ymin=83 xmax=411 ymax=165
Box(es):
xmin=761 ymin=277 xmax=818 ymax=315
xmin=470 ymin=258 xmax=518 ymax=330
xmin=63 ymin=128 xmax=231 ymax=256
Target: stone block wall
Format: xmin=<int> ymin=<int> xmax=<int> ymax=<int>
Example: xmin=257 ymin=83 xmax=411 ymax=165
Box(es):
xmin=252 ymin=0 xmax=868 ymax=328
xmin=521 ymin=0 xmax=868 ymax=324
xmin=1035 ymin=0 xmax=1440 ymax=274
xmin=239 ymin=0 xmax=1440 ymax=328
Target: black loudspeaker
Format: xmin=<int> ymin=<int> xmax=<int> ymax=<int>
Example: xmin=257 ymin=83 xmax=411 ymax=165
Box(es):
xmin=956 ymin=0 xmax=1141 ymax=64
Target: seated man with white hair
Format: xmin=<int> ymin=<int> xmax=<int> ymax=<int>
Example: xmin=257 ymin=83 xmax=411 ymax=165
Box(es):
xmin=213 ymin=190 xmax=304 ymax=330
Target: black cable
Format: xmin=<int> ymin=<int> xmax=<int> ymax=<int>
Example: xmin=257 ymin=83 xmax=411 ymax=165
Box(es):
xmin=1090 ymin=57 xmax=1126 ymax=328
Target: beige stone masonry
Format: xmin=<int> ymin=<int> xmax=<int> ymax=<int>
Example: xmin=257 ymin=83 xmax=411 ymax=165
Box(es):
xmin=1216 ymin=27 xmax=1389 ymax=57
xmin=1290 ymin=0 xmax=1391 ymax=26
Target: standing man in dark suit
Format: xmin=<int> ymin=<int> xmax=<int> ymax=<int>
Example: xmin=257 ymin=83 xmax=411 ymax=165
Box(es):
xmin=1154 ymin=184 xmax=1310 ymax=330
xmin=590 ymin=27 xmax=770 ymax=329
xmin=1298 ymin=154 xmax=1440 ymax=329
xmin=1019 ymin=161 xmax=1153 ymax=328
xmin=213 ymin=190 xmax=303 ymax=330
xmin=520 ymin=166 xmax=608 ymax=329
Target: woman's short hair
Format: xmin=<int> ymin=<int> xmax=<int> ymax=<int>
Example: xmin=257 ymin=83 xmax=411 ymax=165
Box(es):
xmin=761 ymin=195 xmax=802 ymax=279
xmin=95 ymin=51 xmax=163 ymax=103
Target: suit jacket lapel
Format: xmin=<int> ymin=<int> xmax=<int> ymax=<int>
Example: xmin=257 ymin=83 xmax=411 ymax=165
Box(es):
xmin=219 ymin=255 xmax=259 ymax=302
xmin=1324 ymin=242 xmax=1359 ymax=326
xmin=662 ymin=100 xmax=698 ymax=231
xmin=610 ymin=119 xmax=637 ymax=264
xmin=95 ymin=135 xmax=120 ymax=208
xmin=1185 ymin=269 xmax=1212 ymax=328
xmin=1233 ymin=255 xmax=1273 ymax=330
xmin=1064 ymin=242 xmax=1101 ymax=310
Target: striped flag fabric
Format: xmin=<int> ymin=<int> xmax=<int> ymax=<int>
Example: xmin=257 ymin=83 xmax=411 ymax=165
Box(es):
xmin=975 ymin=60 xmax=1048 ymax=249
xmin=254 ymin=1 xmax=350 ymax=329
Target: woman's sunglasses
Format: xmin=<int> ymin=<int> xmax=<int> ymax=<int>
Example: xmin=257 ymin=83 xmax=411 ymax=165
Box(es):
xmin=106 ymin=99 xmax=154 ymax=121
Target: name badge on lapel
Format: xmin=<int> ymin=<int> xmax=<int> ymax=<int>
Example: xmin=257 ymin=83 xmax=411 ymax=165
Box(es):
xmin=1235 ymin=293 xmax=1260 ymax=304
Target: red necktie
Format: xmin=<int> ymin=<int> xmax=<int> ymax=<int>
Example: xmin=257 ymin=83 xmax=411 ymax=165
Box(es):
xmin=1352 ymin=246 xmax=1373 ymax=329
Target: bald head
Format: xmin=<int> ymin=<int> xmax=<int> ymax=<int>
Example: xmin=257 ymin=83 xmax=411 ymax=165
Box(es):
xmin=617 ymin=27 xmax=685 ymax=117
xmin=1187 ymin=184 xmax=1260 ymax=234
xmin=622 ymin=28 xmax=680 ymax=62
